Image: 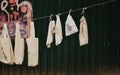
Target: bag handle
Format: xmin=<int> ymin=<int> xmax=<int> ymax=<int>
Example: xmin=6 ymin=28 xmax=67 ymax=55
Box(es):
xmin=15 ymin=23 xmax=21 ymax=38
xmin=1 ymin=23 xmax=9 ymax=38
xmin=29 ymin=21 xmax=35 ymax=38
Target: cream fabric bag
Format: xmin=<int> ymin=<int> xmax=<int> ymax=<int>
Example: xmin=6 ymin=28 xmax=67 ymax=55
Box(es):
xmin=55 ymin=15 xmax=63 ymax=46
xmin=26 ymin=21 xmax=39 ymax=67
xmin=65 ymin=14 xmax=78 ymax=36
xmin=0 ymin=23 xmax=14 ymax=64
xmin=46 ymin=15 xmax=63 ymax=48
xmin=79 ymin=16 xmax=88 ymax=46
xmin=0 ymin=23 xmax=4 ymax=62
xmin=46 ymin=20 xmax=55 ymax=48
xmin=0 ymin=41 xmax=5 ymax=61
xmin=14 ymin=23 xmax=24 ymax=65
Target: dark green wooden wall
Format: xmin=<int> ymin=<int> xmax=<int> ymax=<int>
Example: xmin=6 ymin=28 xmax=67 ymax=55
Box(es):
xmin=0 ymin=0 xmax=119 ymax=75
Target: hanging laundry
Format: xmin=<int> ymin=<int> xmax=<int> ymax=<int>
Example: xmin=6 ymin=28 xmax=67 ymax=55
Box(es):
xmin=65 ymin=14 xmax=78 ymax=36
xmin=55 ymin=15 xmax=63 ymax=46
xmin=0 ymin=23 xmax=14 ymax=65
xmin=79 ymin=16 xmax=88 ymax=46
xmin=46 ymin=15 xmax=63 ymax=48
xmin=46 ymin=20 xmax=55 ymax=48
xmin=14 ymin=23 xmax=24 ymax=65
xmin=26 ymin=21 xmax=39 ymax=67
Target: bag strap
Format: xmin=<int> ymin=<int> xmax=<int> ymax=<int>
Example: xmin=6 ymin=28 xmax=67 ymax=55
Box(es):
xmin=29 ymin=21 xmax=35 ymax=38
xmin=1 ymin=23 xmax=9 ymax=38
xmin=15 ymin=23 xmax=21 ymax=38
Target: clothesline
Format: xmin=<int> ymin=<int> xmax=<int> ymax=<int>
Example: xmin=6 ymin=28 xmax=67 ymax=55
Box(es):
xmin=32 ymin=0 xmax=115 ymax=21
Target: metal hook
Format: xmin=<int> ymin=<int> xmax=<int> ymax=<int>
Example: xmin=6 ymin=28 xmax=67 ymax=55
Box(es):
xmin=56 ymin=13 xmax=61 ymax=18
xmin=81 ymin=7 xmax=87 ymax=15
xmin=58 ymin=13 xmax=61 ymax=16
xmin=49 ymin=14 xmax=53 ymax=21
xmin=69 ymin=9 xmax=72 ymax=14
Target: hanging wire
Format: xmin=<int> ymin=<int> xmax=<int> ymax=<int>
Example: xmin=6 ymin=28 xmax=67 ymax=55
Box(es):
xmin=32 ymin=0 xmax=115 ymax=21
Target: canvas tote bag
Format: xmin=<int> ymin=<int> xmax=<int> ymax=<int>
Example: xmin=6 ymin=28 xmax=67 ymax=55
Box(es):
xmin=0 ymin=23 xmax=14 ymax=64
xmin=46 ymin=20 xmax=55 ymax=48
xmin=26 ymin=21 xmax=39 ymax=67
xmin=55 ymin=15 xmax=63 ymax=46
xmin=79 ymin=16 xmax=88 ymax=46
xmin=14 ymin=23 xmax=24 ymax=65
xmin=65 ymin=14 xmax=78 ymax=36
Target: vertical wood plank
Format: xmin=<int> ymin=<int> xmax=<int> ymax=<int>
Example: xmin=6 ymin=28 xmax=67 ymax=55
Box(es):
xmin=8 ymin=65 xmax=14 ymax=75
xmin=34 ymin=67 xmax=40 ymax=75
xmin=62 ymin=37 xmax=68 ymax=75
xmin=0 ymin=63 xmax=2 ymax=75
xmin=2 ymin=65 xmax=9 ymax=75
xmin=54 ymin=46 xmax=61 ymax=75
xmin=21 ymin=66 xmax=28 ymax=75
xmin=47 ymin=46 xmax=55 ymax=75
xmin=28 ymin=67 xmax=34 ymax=75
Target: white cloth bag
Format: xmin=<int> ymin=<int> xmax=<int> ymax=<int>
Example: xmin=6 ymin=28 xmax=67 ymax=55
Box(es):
xmin=65 ymin=14 xmax=78 ymax=36
xmin=55 ymin=15 xmax=63 ymax=46
xmin=46 ymin=15 xmax=63 ymax=48
xmin=0 ymin=41 xmax=5 ymax=61
xmin=14 ymin=23 xmax=24 ymax=65
xmin=79 ymin=16 xmax=88 ymax=46
xmin=26 ymin=21 xmax=39 ymax=67
xmin=0 ymin=23 xmax=14 ymax=64
xmin=46 ymin=20 xmax=55 ymax=48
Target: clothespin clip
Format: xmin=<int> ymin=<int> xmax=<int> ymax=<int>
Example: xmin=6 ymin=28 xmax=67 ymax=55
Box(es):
xmin=69 ymin=9 xmax=72 ymax=15
xmin=81 ymin=7 xmax=87 ymax=16
xmin=49 ymin=14 xmax=53 ymax=21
